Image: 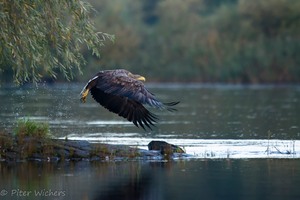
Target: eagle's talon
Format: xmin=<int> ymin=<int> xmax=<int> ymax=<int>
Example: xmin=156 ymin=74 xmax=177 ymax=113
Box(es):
xmin=80 ymin=97 xmax=86 ymax=103
xmin=80 ymin=89 xmax=89 ymax=103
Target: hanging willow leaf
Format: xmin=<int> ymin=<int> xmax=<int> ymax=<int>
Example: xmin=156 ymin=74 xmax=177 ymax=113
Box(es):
xmin=0 ymin=0 xmax=114 ymax=85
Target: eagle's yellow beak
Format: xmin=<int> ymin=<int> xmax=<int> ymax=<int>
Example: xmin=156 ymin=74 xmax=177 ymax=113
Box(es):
xmin=136 ymin=76 xmax=146 ymax=82
xmin=128 ymin=73 xmax=146 ymax=82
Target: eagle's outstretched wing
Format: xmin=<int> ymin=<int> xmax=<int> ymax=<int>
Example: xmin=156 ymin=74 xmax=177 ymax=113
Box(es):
xmin=81 ymin=69 xmax=179 ymax=130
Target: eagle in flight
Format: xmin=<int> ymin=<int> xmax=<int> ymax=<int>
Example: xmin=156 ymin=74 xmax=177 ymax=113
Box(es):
xmin=80 ymin=69 xmax=179 ymax=130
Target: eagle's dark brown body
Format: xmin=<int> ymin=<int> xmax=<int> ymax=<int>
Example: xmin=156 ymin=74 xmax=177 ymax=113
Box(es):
xmin=80 ymin=69 xmax=179 ymax=130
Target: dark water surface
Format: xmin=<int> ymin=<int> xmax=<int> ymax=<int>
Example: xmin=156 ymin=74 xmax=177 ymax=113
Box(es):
xmin=1 ymin=83 xmax=300 ymax=199
xmin=1 ymin=159 xmax=300 ymax=200
xmin=1 ymin=83 xmax=299 ymax=140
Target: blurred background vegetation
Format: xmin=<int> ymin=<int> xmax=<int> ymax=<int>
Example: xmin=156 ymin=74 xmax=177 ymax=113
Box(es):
xmin=1 ymin=0 xmax=300 ymax=83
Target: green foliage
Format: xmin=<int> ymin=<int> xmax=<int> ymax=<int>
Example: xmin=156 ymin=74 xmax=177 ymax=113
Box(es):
xmin=82 ymin=0 xmax=300 ymax=83
xmin=1 ymin=0 xmax=300 ymax=83
xmin=14 ymin=118 xmax=50 ymax=138
xmin=0 ymin=0 xmax=113 ymax=84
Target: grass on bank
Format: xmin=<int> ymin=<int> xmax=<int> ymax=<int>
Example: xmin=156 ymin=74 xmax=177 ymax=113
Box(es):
xmin=1 ymin=118 xmax=142 ymax=161
xmin=14 ymin=118 xmax=50 ymax=139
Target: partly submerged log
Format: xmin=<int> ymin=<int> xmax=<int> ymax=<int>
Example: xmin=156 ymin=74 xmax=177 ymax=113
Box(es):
xmin=0 ymin=132 xmax=186 ymax=162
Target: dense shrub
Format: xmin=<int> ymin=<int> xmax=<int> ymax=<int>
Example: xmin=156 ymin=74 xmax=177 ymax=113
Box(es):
xmin=83 ymin=0 xmax=300 ymax=83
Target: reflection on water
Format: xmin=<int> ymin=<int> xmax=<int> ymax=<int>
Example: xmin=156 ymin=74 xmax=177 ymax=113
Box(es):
xmin=1 ymin=159 xmax=300 ymax=200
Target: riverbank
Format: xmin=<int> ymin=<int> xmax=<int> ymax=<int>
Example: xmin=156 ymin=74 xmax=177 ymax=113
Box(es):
xmin=0 ymin=132 xmax=185 ymax=162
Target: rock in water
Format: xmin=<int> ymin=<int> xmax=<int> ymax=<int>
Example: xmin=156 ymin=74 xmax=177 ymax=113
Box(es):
xmin=148 ymin=140 xmax=185 ymax=155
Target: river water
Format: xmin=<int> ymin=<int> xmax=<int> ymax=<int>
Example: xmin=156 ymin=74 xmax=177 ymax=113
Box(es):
xmin=0 ymin=83 xmax=300 ymax=199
